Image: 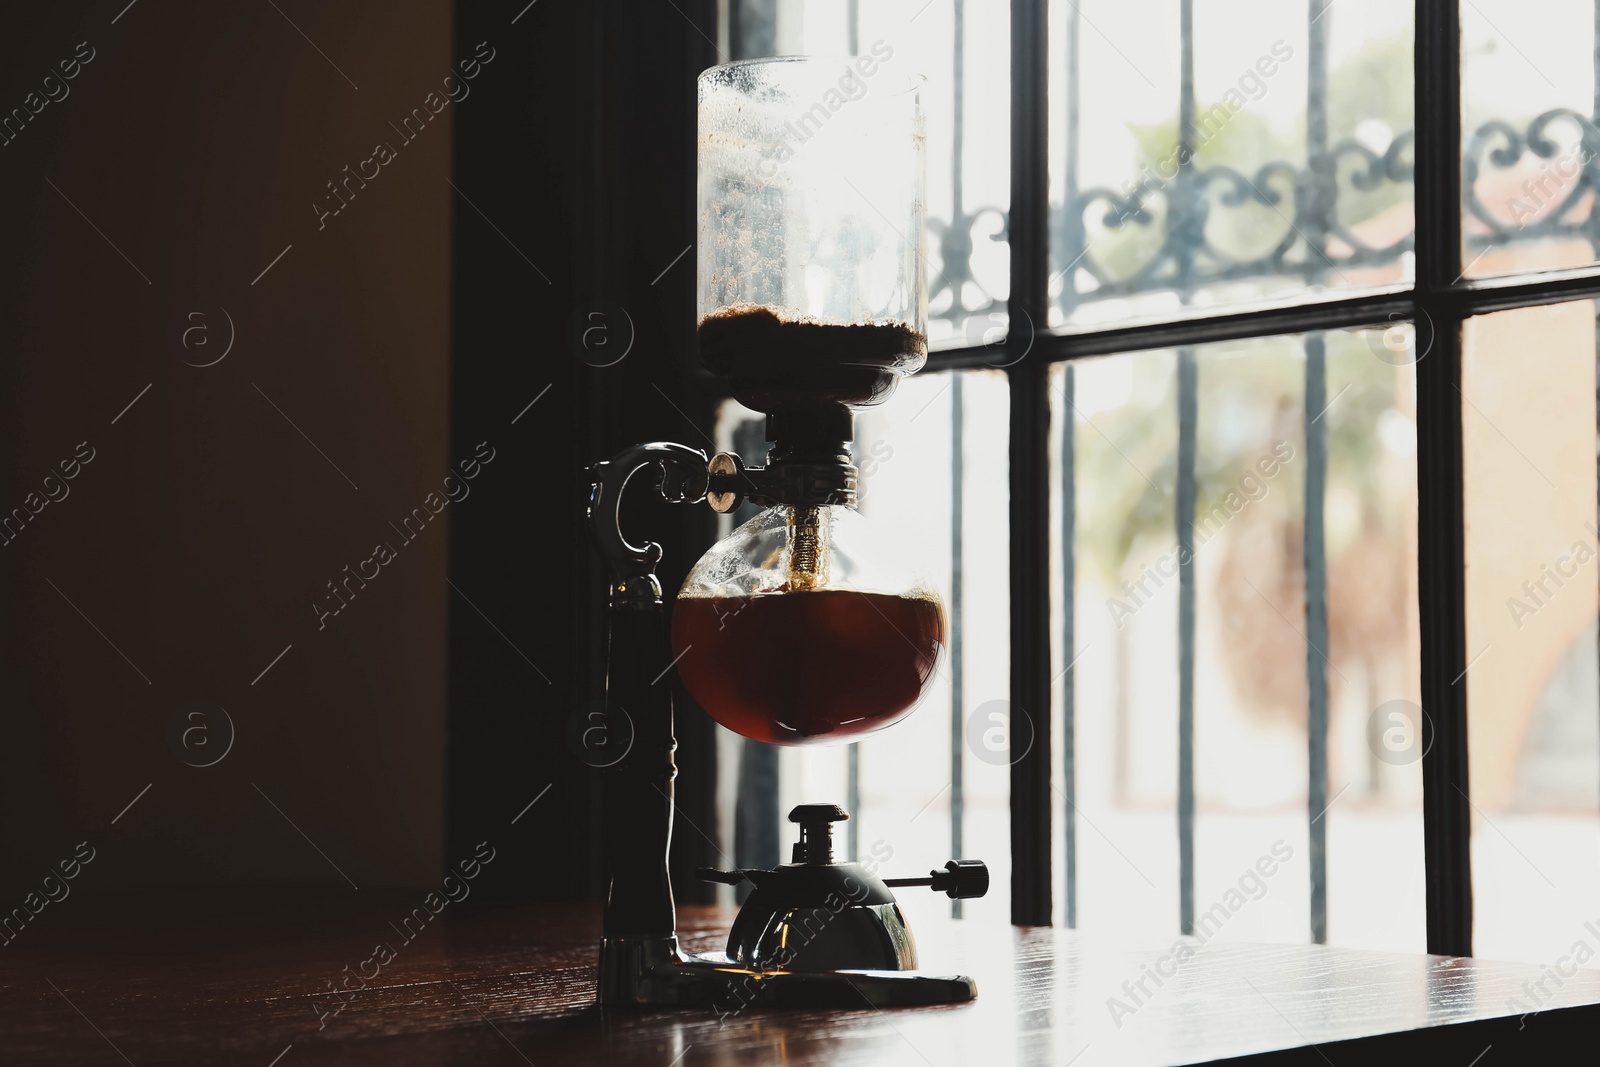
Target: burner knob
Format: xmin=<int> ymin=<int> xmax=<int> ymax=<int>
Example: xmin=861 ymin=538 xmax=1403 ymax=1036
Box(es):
xmin=884 ymin=859 xmax=990 ymax=900
xmin=788 ymin=803 xmax=849 ymax=864
xmin=930 ymin=860 xmax=989 ymax=900
xmin=788 ymin=804 xmax=850 ymax=824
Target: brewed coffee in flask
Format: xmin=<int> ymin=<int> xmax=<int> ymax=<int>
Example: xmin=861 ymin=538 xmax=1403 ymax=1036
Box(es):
xmin=672 ymin=504 xmax=945 ymax=745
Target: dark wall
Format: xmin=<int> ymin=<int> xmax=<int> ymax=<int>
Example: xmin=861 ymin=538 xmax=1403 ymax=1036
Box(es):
xmin=0 ymin=0 xmax=719 ymax=914
xmin=0 ymin=2 xmax=453 ymax=899
xmin=449 ymin=0 xmax=722 ymax=905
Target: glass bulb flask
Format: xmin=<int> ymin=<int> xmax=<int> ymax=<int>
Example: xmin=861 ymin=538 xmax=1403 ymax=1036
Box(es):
xmin=671 ymin=504 xmax=945 ymax=746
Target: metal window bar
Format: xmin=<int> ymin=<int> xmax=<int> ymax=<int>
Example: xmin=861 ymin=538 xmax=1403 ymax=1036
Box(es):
xmin=1303 ymin=0 xmax=1333 ymax=946
xmin=844 ymin=0 xmax=862 ymax=872
xmin=1176 ymin=347 xmax=1198 ymax=936
xmin=847 ymin=741 xmax=860 ymax=862
xmin=1057 ymin=0 xmax=1082 ymax=932
xmin=730 ymin=414 xmax=781 ymax=899
xmin=1304 ymin=334 xmax=1330 ymax=944
xmin=1057 ymin=362 xmax=1077 ymax=929
xmin=1173 ymin=0 xmax=1199 ymax=938
xmin=951 ymin=374 xmax=967 ymax=919
xmin=949 ymin=0 xmax=968 ymax=922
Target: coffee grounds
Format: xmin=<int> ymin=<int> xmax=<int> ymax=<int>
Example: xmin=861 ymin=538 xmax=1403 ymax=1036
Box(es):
xmin=697 ymin=304 xmax=925 ymax=375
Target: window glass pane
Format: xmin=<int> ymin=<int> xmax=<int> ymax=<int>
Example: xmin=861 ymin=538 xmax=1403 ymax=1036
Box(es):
xmin=727 ymin=0 xmax=1010 ymax=351
xmin=1053 ymin=348 xmax=1183 ymax=933
xmin=1052 ymin=328 xmax=1423 ymax=949
xmin=709 ymin=370 xmax=1011 ymax=926
xmin=1048 ymin=0 xmax=1414 ymax=329
xmin=1463 ymin=302 xmax=1600 ymax=964
xmin=852 ymin=370 xmax=1011 ymax=928
xmin=1462 ymin=0 xmax=1600 ymax=278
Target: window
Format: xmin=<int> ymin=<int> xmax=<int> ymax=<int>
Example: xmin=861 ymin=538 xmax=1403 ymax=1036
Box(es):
xmin=721 ymin=1 xmax=1600 ymax=959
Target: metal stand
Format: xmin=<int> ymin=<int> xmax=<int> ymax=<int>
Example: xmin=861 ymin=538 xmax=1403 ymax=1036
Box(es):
xmin=585 ymin=442 xmax=985 ymax=1009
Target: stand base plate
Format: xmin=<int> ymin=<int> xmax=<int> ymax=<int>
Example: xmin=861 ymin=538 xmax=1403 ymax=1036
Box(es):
xmin=597 ymin=936 xmax=976 ymax=1010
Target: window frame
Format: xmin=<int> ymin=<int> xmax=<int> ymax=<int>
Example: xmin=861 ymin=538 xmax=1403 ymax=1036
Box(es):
xmin=720 ymin=0 xmax=1600 ymax=954
xmin=960 ymin=0 xmax=1600 ymax=953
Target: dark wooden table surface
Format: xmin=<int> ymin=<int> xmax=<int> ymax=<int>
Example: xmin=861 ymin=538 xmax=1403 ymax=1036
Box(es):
xmin=3 ymin=892 xmax=1597 ymax=1065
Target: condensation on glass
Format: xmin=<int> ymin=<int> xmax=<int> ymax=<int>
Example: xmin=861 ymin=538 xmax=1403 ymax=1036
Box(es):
xmin=697 ymin=56 xmax=927 ymax=339
xmin=720 ymin=1 xmax=1012 ymax=352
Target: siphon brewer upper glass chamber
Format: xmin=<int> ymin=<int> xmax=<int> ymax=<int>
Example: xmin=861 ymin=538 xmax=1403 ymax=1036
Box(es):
xmin=696 ymin=55 xmax=928 ymax=415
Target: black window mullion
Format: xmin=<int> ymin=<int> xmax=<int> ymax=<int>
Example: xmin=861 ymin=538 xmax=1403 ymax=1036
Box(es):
xmin=924 ymin=265 xmax=1600 ymax=375
xmin=977 ymin=290 xmax=1417 ymax=367
xmin=1413 ymin=0 xmax=1473 ymax=959
xmin=1454 ymin=267 xmax=1600 ymax=313
xmin=1008 ymin=0 xmax=1053 ymax=927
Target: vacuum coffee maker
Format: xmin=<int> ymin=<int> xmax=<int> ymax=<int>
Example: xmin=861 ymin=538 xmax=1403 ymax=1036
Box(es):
xmin=586 ymin=56 xmax=987 ymax=1009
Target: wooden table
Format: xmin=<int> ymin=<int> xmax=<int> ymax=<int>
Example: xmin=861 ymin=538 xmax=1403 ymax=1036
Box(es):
xmin=3 ymin=893 xmax=1597 ymax=1065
